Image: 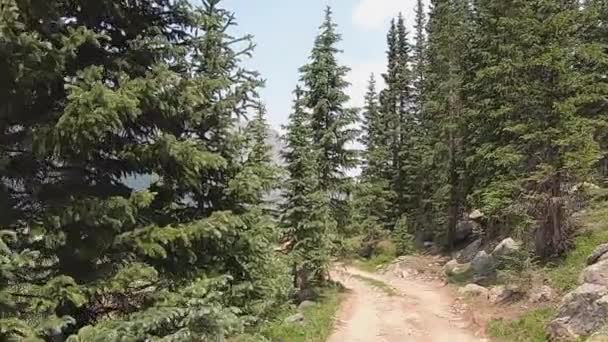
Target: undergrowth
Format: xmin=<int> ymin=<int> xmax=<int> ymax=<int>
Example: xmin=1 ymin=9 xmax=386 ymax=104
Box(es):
xmin=232 ymin=286 xmax=345 ymax=342
xmin=351 ymin=274 xmax=398 ymax=296
xmin=546 ymin=202 xmax=608 ymax=292
xmin=488 ymin=308 xmax=556 ymax=342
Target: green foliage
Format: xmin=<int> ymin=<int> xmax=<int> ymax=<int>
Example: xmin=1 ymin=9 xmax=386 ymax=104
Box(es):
xmin=547 ymin=202 xmax=608 ymax=292
xmin=488 ymin=308 xmax=556 ymax=342
xmin=232 ymin=287 xmax=344 ymax=342
xmin=0 ymin=0 xmax=290 ymax=339
xmin=393 ymin=216 xmax=415 ymax=256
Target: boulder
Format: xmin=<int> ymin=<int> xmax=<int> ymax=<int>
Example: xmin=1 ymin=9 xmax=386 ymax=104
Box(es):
xmin=454 ymin=220 xmax=480 ymax=243
xmin=298 ymin=300 xmax=316 ymax=311
xmin=469 ymin=209 xmax=484 ymax=220
xmin=530 ymin=285 xmax=554 ymax=303
xmin=458 ymin=284 xmax=489 ymax=299
xmin=492 ymin=238 xmax=521 ymax=259
xmin=471 ymin=251 xmax=496 ymax=284
xmin=548 ymin=283 xmax=608 ymax=341
xmin=284 ymin=313 xmax=305 ymax=325
xmin=456 ymin=239 xmax=483 ymax=264
xmin=588 ymin=244 xmax=608 ymax=266
xmin=581 ymin=260 xmax=608 ymax=287
xmin=444 ymin=259 xmax=473 ymax=283
xmin=489 ymin=285 xmax=513 ymax=304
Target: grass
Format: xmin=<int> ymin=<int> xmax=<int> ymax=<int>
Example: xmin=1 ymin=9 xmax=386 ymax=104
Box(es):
xmin=546 ymin=202 xmax=608 ymax=292
xmin=350 ymin=252 xmax=395 ymax=273
xmin=232 ymin=286 xmax=345 ymax=342
xmin=351 ymin=274 xmax=399 ymax=296
xmin=488 ymin=307 xmax=556 ymax=342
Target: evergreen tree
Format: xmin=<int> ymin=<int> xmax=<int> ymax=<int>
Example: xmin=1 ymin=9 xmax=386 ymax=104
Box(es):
xmin=281 ymin=87 xmax=335 ymax=296
xmin=420 ymin=0 xmax=472 ymax=248
xmin=299 ymin=6 xmax=359 ymax=232
xmin=355 ymin=75 xmax=395 ymax=246
xmin=0 ymin=0 xmax=289 ymax=340
xmin=468 ymin=0 xmax=606 ymax=256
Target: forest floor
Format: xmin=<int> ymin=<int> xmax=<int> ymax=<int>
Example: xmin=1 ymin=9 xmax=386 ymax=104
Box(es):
xmin=328 ymin=264 xmax=489 ymax=342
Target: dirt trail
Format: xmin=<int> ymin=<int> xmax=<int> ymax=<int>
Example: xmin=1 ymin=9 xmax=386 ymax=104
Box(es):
xmin=328 ymin=266 xmax=488 ymax=342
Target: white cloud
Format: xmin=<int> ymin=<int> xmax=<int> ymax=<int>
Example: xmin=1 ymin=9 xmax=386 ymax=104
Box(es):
xmin=343 ymin=58 xmax=386 ymax=108
xmin=352 ymin=0 xmax=419 ymax=31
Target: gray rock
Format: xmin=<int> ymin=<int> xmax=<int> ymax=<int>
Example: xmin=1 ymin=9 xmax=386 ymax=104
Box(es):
xmin=444 ymin=259 xmax=459 ymax=274
xmin=588 ymin=244 xmax=608 ymax=266
xmin=284 ymin=313 xmax=305 ymax=325
xmin=457 ymin=239 xmax=483 ymax=264
xmin=581 ymin=260 xmax=608 ymax=287
xmin=458 ymin=284 xmax=489 ymax=299
xmin=455 ymin=220 xmax=480 ymax=243
xmin=529 ymin=285 xmax=554 ymax=303
xmin=471 ymin=251 xmax=496 ymax=283
xmin=489 ymin=285 xmax=513 ymax=304
xmin=444 ymin=259 xmax=473 ymax=283
xmin=469 ymin=209 xmax=484 ymax=220
xmin=298 ymin=300 xmax=316 ymax=311
xmin=548 ymin=283 xmax=608 ymax=341
xmin=492 ymin=238 xmax=521 ymax=258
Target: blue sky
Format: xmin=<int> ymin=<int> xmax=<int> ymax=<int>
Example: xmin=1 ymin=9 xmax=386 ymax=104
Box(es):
xmin=219 ymin=0 xmax=423 ymax=130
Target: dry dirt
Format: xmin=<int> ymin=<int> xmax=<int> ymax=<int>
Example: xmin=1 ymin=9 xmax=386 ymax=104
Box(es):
xmin=328 ymin=265 xmax=490 ymax=342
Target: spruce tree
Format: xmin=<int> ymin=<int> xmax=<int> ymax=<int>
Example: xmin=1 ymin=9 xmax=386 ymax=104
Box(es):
xmin=468 ymin=0 xmax=606 ymax=256
xmin=0 ymin=0 xmax=289 ymax=340
xmin=355 ymin=75 xmax=395 ymax=248
xmin=281 ymin=87 xmax=335 ymax=295
xmin=298 ymin=6 xmax=359 ymax=232
xmin=420 ymin=0 xmax=472 ymax=248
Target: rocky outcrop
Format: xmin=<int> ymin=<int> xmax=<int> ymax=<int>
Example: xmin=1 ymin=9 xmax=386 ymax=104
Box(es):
xmin=548 ymin=284 xmax=608 ymax=341
xmin=454 ymin=219 xmax=480 ymax=243
xmin=471 ymin=251 xmax=496 ymax=284
xmin=530 ymin=285 xmax=554 ymax=303
xmin=444 ymin=260 xmax=473 ymax=283
xmin=489 ymin=285 xmax=514 ymax=304
xmin=581 ymin=260 xmax=608 ymax=287
xmin=492 ymin=238 xmax=521 ymax=259
xmin=588 ymin=244 xmax=608 ymax=266
xmin=548 ymin=246 xmax=608 ymax=341
xmin=459 ymin=284 xmax=489 ymax=299
xmin=456 ymin=239 xmax=483 ymax=264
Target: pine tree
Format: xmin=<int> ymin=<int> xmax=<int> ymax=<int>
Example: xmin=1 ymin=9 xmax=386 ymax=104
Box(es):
xmin=412 ymin=0 xmax=427 ymax=117
xmin=468 ymin=0 xmax=606 ymax=257
xmin=0 ymin=0 xmax=289 ymax=339
xmin=281 ymin=87 xmax=335 ymax=295
xmin=299 ymin=7 xmax=359 ymax=232
xmin=355 ymin=75 xmax=395 ymax=247
xmin=420 ymin=0 xmax=472 ymax=248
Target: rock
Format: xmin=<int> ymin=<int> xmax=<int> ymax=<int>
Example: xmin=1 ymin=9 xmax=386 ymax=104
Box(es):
xmin=298 ymin=300 xmax=316 ymax=310
xmin=469 ymin=209 xmax=484 ymax=220
xmin=444 ymin=259 xmax=473 ymax=283
xmin=581 ymin=260 xmax=608 ymax=287
xmin=588 ymin=244 xmax=608 ymax=266
xmin=457 ymin=239 xmax=483 ymax=263
xmin=284 ymin=313 xmax=305 ymax=325
xmin=529 ymin=285 xmax=554 ymax=303
xmin=489 ymin=285 xmax=513 ymax=304
xmin=455 ymin=220 xmax=480 ymax=243
xmin=444 ymin=259 xmax=459 ymax=274
xmin=492 ymin=238 xmax=521 ymax=258
xmin=458 ymin=284 xmax=489 ymax=299
xmin=471 ymin=251 xmax=496 ymax=284
xmin=548 ymin=283 xmax=608 ymax=340
xmin=588 ymin=332 xmax=608 ymax=342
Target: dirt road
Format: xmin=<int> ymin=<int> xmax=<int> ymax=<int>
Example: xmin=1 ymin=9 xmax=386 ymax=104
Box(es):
xmin=328 ymin=266 xmax=488 ymax=342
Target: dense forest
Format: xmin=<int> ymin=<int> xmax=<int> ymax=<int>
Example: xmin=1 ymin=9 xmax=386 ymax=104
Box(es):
xmin=2 ymin=0 xmax=608 ymax=340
